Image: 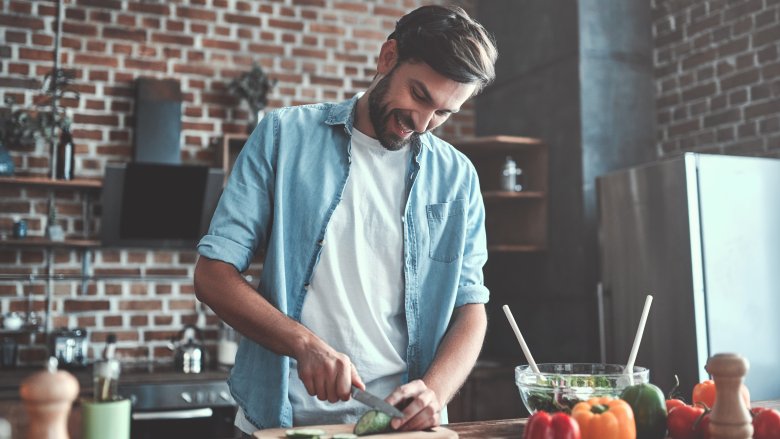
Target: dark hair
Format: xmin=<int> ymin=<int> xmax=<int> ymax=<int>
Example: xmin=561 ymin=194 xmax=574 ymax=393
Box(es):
xmin=388 ymin=5 xmax=498 ymax=93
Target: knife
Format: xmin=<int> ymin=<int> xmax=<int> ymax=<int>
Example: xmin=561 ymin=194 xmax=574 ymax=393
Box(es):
xmin=351 ymin=387 xmax=405 ymax=418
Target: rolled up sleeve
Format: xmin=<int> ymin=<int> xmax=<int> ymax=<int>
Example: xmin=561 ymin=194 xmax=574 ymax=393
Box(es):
xmin=197 ymin=112 xmax=278 ymax=273
xmin=455 ymin=164 xmax=490 ymax=308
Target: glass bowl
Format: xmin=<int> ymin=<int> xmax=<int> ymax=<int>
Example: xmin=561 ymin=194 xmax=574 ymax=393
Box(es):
xmin=515 ymin=363 xmax=649 ymax=414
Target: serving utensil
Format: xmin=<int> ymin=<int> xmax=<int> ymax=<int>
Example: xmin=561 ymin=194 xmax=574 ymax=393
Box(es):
xmin=502 ymin=304 xmax=541 ymax=376
xmin=625 ymin=294 xmax=653 ymax=384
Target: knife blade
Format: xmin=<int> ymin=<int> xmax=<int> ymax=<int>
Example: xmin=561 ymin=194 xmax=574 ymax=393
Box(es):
xmin=351 ymin=387 xmax=404 ymax=418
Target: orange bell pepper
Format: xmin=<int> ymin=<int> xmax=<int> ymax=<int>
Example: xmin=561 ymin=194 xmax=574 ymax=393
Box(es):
xmin=571 ymin=397 xmax=636 ymax=439
xmin=692 ymin=379 xmax=751 ymax=409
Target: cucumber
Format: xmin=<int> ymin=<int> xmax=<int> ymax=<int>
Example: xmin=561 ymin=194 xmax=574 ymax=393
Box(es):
xmin=333 ymin=434 xmax=358 ymax=439
xmin=285 ymin=428 xmax=326 ymax=438
xmin=353 ymin=410 xmax=393 ymax=436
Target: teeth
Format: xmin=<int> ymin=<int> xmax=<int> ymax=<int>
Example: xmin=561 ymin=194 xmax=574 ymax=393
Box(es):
xmin=396 ymin=113 xmax=412 ymax=133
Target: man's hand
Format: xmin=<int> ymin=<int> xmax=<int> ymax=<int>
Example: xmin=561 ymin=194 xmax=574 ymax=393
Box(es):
xmin=385 ymin=380 xmax=442 ymax=431
xmin=295 ymin=337 xmax=365 ymax=403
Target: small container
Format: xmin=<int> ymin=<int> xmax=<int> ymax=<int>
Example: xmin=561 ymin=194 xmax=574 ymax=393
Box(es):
xmin=0 ymin=338 xmax=17 ymax=369
xmin=93 ymin=359 xmax=121 ymax=402
xmin=217 ymin=321 xmax=240 ymax=368
xmin=12 ymin=219 xmax=27 ymax=239
xmin=501 ymin=156 xmax=523 ymax=192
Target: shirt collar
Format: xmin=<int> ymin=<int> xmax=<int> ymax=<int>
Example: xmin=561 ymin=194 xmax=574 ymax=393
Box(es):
xmin=325 ymin=93 xmax=431 ymax=157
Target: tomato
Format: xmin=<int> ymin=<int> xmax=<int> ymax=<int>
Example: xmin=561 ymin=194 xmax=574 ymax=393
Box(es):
xmin=667 ymin=405 xmax=705 ymax=439
xmin=666 ymin=399 xmax=686 ymax=413
xmin=524 ymin=410 xmax=581 ymax=439
xmin=752 ymin=408 xmax=780 ymax=439
xmin=692 ymin=380 xmax=750 ymax=409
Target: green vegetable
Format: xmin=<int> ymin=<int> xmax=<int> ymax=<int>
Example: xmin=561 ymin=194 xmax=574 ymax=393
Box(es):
xmin=620 ymin=382 xmax=667 ymax=439
xmin=285 ymin=428 xmax=325 ymax=438
xmin=353 ymin=410 xmax=393 ymax=436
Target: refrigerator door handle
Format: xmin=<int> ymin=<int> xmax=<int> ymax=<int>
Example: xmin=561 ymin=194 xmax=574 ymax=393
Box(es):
xmin=597 ymin=282 xmax=607 ymax=364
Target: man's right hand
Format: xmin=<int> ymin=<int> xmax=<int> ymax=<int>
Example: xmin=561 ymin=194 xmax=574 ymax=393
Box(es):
xmin=294 ymin=337 xmax=365 ymax=403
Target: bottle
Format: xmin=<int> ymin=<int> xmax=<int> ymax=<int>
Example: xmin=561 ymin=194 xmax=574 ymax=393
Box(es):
xmin=56 ymin=116 xmax=75 ymax=180
xmin=501 ymin=156 xmax=523 ymax=192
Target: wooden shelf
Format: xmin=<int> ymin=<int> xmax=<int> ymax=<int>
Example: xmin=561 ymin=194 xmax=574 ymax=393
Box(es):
xmin=0 ymin=236 xmax=101 ymax=249
xmin=0 ymin=176 xmax=102 ymax=190
xmin=487 ymin=244 xmax=545 ymax=253
xmin=482 ymin=190 xmax=544 ymax=200
xmin=453 ymin=135 xmax=543 ymax=157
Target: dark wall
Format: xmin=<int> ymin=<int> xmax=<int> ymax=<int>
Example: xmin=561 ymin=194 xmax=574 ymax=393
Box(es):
xmin=476 ymin=0 xmax=656 ymax=363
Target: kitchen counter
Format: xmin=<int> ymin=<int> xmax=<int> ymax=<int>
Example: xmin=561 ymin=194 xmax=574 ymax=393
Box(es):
xmin=0 ymin=362 xmax=230 ymax=400
xmin=444 ymin=399 xmax=780 ymax=438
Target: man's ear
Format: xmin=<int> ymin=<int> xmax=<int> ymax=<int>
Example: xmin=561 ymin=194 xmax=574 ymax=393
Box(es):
xmin=377 ymin=39 xmax=399 ymax=75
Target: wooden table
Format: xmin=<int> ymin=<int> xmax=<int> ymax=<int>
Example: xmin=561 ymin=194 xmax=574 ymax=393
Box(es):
xmin=443 ymin=400 xmax=780 ymax=438
xmin=447 ymin=418 xmax=526 ymax=438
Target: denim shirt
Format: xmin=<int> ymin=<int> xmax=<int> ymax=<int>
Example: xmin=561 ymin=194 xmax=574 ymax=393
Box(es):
xmin=197 ymin=94 xmax=489 ymax=429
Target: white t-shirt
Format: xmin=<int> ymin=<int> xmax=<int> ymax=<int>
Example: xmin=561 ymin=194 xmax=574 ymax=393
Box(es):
xmin=236 ymin=128 xmax=410 ymax=431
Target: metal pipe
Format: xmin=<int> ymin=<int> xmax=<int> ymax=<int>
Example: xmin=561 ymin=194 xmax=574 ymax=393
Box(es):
xmin=49 ymin=0 xmax=63 ymax=180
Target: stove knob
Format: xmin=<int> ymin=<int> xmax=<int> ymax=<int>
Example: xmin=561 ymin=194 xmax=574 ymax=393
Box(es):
xmin=180 ymin=392 xmax=192 ymax=403
xmin=196 ymin=391 xmax=205 ymax=403
xmin=219 ymin=391 xmax=230 ymax=401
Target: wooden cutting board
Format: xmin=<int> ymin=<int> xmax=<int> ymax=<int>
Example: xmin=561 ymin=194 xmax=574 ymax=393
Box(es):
xmin=254 ymin=424 xmax=458 ymax=438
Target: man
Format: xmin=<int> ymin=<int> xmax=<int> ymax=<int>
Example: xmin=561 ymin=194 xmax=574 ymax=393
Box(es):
xmin=194 ymin=4 xmax=498 ymax=435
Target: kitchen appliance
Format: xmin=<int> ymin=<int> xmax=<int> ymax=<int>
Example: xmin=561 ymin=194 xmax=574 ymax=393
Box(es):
xmin=597 ymin=153 xmax=780 ymax=401
xmin=169 ymin=325 xmax=208 ymax=374
xmin=100 ymin=163 xmax=224 ymax=249
xmin=121 ymin=375 xmax=238 ymax=439
xmin=49 ymin=327 xmax=89 ymax=368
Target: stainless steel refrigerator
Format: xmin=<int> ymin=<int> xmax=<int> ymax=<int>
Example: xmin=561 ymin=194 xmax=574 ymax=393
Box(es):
xmin=597 ymin=153 xmax=780 ymax=401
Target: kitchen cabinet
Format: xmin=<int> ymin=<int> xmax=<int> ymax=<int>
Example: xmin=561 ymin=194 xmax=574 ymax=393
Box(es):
xmin=451 ymin=135 xmax=547 ymax=252
xmin=447 ymin=363 xmax=526 ymax=422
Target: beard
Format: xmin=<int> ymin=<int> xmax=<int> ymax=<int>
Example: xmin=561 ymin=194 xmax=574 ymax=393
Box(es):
xmin=367 ymin=69 xmax=420 ymax=151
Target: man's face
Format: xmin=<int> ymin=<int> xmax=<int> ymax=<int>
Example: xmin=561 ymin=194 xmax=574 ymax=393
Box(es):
xmin=367 ymin=60 xmax=477 ymax=151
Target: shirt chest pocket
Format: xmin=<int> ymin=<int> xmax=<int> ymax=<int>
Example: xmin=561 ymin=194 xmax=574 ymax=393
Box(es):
xmin=426 ymin=199 xmax=467 ymax=263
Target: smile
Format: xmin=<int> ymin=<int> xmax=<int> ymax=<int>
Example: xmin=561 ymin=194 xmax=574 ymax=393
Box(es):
xmin=395 ymin=112 xmax=414 ymax=135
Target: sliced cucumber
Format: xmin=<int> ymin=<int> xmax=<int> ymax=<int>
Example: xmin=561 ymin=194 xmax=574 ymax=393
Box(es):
xmin=353 ymin=410 xmax=393 ymax=436
xmin=285 ymin=428 xmax=326 ymax=438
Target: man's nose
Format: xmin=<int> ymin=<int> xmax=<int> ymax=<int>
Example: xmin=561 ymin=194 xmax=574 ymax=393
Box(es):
xmin=412 ymin=110 xmax=435 ymax=133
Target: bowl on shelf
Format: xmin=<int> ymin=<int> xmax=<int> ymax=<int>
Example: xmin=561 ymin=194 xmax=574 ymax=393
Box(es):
xmin=515 ymin=363 xmax=650 ymax=414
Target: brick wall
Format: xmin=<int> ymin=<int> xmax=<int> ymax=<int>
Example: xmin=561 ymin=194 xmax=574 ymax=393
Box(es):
xmin=0 ymin=0 xmax=473 ymax=365
xmin=653 ymin=0 xmax=780 ymax=157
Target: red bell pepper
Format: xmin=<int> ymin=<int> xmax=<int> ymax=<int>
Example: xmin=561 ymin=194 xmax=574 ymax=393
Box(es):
xmin=524 ymin=410 xmax=581 ymax=439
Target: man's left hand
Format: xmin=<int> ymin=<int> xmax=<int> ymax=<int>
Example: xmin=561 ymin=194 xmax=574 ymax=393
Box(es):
xmin=385 ymin=379 xmax=442 ymax=431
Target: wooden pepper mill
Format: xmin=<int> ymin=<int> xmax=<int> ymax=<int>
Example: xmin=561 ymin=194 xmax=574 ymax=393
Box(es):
xmin=705 ymin=353 xmax=753 ymax=439
xmin=19 ymin=357 xmax=80 ymax=439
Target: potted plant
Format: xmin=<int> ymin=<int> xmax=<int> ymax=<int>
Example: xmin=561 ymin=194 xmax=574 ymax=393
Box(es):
xmin=229 ymin=63 xmax=277 ymax=133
